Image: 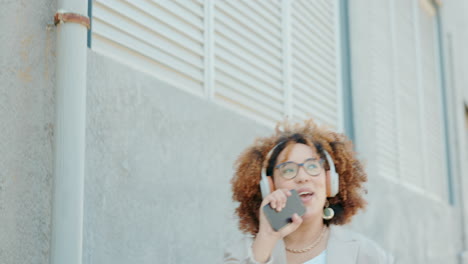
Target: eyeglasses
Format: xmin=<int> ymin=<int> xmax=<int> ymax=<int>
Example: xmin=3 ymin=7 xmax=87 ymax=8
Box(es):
xmin=274 ymin=158 xmax=325 ymax=179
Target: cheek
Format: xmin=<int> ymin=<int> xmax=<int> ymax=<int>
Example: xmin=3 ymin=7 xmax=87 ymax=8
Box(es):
xmin=272 ymin=176 xmax=297 ymax=190
xmin=313 ymin=177 xmax=327 ymax=195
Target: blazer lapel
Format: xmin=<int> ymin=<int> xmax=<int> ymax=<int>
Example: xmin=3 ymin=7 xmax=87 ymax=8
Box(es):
xmin=326 ymin=226 xmax=359 ymax=264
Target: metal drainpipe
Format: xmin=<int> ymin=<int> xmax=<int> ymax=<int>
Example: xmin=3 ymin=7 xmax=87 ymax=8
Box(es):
xmin=50 ymin=1 xmax=89 ymax=263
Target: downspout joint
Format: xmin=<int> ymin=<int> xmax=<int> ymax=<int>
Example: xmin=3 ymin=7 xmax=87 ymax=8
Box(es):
xmin=54 ymin=11 xmax=90 ymax=29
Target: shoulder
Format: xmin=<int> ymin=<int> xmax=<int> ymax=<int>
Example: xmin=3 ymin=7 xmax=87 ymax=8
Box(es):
xmin=329 ymin=225 xmax=394 ymax=264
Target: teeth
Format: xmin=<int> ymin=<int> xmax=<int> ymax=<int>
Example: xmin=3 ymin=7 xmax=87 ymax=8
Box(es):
xmin=299 ymin=192 xmax=312 ymax=195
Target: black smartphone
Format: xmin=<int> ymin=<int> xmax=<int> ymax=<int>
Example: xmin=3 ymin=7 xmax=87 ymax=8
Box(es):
xmin=262 ymin=189 xmax=306 ymax=231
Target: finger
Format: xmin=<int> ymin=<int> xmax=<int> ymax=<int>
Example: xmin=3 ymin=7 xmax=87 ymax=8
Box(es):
xmin=291 ymin=213 xmax=303 ymax=224
xmin=272 ymin=199 xmax=277 ymax=209
xmin=273 ymin=193 xmax=287 ymax=212
xmin=266 ymin=192 xmax=279 ymax=211
xmin=278 ymin=190 xmax=291 ymax=210
xmin=290 ymin=214 xmax=303 ymax=229
xmin=278 ymin=189 xmax=291 ymax=196
xmin=280 ymin=214 xmax=303 ymax=236
xmin=279 ymin=192 xmax=288 ymax=210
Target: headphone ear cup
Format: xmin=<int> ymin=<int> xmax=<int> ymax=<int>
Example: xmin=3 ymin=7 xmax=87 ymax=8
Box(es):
xmin=260 ymin=176 xmax=276 ymax=199
xmin=267 ymin=176 xmax=275 ymax=193
xmin=323 ymin=150 xmax=339 ymax=197
xmin=326 ymin=170 xmax=339 ymax=197
xmin=260 ymin=177 xmax=271 ymax=199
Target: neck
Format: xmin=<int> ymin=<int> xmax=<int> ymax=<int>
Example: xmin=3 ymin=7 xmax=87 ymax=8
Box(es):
xmin=284 ymin=214 xmax=327 ymax=248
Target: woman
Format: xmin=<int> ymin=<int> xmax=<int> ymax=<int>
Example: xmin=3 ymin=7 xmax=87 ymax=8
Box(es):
xmin=224 ymin=119 xmax=393 ymax=264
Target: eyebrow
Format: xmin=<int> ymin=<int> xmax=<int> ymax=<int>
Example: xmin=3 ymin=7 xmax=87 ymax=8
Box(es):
xmin=277 ymin=157 xmax=319 ymax=165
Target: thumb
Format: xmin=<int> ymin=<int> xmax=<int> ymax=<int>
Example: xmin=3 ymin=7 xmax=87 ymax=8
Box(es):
xmin=279 ymin=213 xmax=303 ymax=237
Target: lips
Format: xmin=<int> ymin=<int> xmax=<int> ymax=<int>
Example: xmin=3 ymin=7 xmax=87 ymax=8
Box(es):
xmin=297 ymin=188 xmax=314 ymax=203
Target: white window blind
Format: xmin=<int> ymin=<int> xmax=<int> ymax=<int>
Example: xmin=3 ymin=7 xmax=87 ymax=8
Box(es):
xmin=290 ymin=0 xmax=339 ymax=129
xmin=371 ymin=1 xmax=399 ymax=181
xmin=393 ymin=0 xmax=425 ymax=188
xmin=91 ymin=0 xmax=342 ymax=128
xmin=416 ymin=4 xmax=448 ymax=200
xmin=92 ymin=0 xmax=205 ymax=95
xmin=213 ymin=0 xmax=284 ymax=126
xmin=376 ymin=0 xmax=448 ymax=201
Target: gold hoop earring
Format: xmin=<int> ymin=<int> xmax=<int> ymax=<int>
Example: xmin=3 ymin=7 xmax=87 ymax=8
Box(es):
xmin=323 ymin=200 xmax=335 ymax=220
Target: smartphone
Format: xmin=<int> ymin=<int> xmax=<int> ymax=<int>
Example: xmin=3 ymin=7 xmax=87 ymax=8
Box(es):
xmin=262 ymin=189 xmax=306 ymax=231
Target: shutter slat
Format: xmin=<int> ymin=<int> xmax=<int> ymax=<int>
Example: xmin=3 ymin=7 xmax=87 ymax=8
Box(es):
xmin=216 ymin=34 xmax=282 ymax=83
xmin=300 ymin=0 xmax=334 ymax=30
xmin=215 ymin=59 xmax=283 ymax=102
xmin=214 ymin=15 xmax=281 ymax=61
xmin=215 ymin=79 xmax=282 ymax=119
xmin=93 ymin=35 xmax=203 ymax=93
xmin=95 ymin=1 xmax=203 ymax=56
xmin=292 ymin=1 xmax=334 ymax=42
xmin=173 ymin=0 xmax=204 ymax=18
xmin=216 ymin=1 xmax=282 ymax=50
xmin=93 ymin=19 xmax=203 ymax=82
xmin=239 ymin=0 xmax=282 ymax=30
xmin=292 ymin=40 xmax=336 ymax=79
xmin=151 ymin=0 xmax=203 ymax=26
xmin=126 ymin=0 xmax=204 ymax=41
xmin=93 ymin=4 xmax=203 ymax=69
xmin=249 ymin=0 xmax=281 ymax=21
xmin=294 ymin=84 xmax=336 ymax=112
xmin=291 ymin=13 xmax=335 ymax=58
xmin=215 ymin=51 xmax=282 ymax=95
xmin=292 ymin=58 xmax=336 ymax=91
xmin=214 ymin=21 xmax=282 ymax=68
xmin=291 ymin=28 xmax=336 ymax=66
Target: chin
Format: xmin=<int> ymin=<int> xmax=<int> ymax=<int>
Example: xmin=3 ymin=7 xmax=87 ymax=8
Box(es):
xmin=301 ymin=206 xmax=323 ymax=221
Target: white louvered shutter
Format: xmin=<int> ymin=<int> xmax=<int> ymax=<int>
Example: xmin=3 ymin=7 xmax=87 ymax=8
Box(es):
xmin=91 ymin=0 xmax=342 ymax=128
xmin=373 ymin=1 xmax=399 ymax=181
xmin=393 ymin=0 xmax=425 ymax=187
xmin=290 ymin=0 xmax=340 ymax=129
xmin=417 ymin=5 xmax=448 ymax=200
xmin=92 ymin=0 xmax=205 ymax=95
xmin=213 ymin=0 xmax=284 ymax=127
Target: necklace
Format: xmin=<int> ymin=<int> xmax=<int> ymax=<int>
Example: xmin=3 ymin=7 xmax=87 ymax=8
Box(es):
xmin=285 ymin=225 xmax=328 ymax=253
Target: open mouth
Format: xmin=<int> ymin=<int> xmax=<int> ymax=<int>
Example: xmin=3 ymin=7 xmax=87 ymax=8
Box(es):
xmin=298 ymin=191 xmax=314 ymax=202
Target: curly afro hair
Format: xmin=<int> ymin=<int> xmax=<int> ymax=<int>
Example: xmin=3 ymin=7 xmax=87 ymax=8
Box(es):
xmin=231 ymin=118 xmax=368 ymax=236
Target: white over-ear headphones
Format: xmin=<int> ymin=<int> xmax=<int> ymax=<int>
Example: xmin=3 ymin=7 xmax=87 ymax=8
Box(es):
xmin=260 ymin=142 xmax=339 ymax=199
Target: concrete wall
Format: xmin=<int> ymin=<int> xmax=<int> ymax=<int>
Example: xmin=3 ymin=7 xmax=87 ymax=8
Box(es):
xmin=0 ymin=0 xmax=56 ymax=264
xmin=441 ymin=1 xmax=468 ymax=262
xmin=83 ymin=51 xmax=269 ymax=263
xmin=348 ymin=1 xmax=468 ymax=263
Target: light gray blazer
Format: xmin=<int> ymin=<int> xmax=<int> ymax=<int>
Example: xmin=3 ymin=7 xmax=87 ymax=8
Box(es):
xmin=224 ymin=225 xmax=394 ymax=264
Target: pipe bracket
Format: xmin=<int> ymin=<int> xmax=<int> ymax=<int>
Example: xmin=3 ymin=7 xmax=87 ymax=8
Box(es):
xmin=54 ymin=11 xmax=90 ymax=30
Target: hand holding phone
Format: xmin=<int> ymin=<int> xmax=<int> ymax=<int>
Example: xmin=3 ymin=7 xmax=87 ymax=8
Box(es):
xmin=262 ymin=189 xmax=306 ymax=231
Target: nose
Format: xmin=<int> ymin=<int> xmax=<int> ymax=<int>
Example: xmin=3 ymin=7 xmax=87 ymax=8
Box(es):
xmin=294 ymin=165 xmax=311 ymax=183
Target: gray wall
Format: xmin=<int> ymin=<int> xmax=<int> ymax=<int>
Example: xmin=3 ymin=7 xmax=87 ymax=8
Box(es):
xmin=348 ymin=1 xmax=468 ymax=263
xmin=442 ymin=1 xmax=468 ymax=262
xmin=83 ymin=51 xmax=268 ymax=263
xmin=0 ymin=0 xmax=56 ymax=264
